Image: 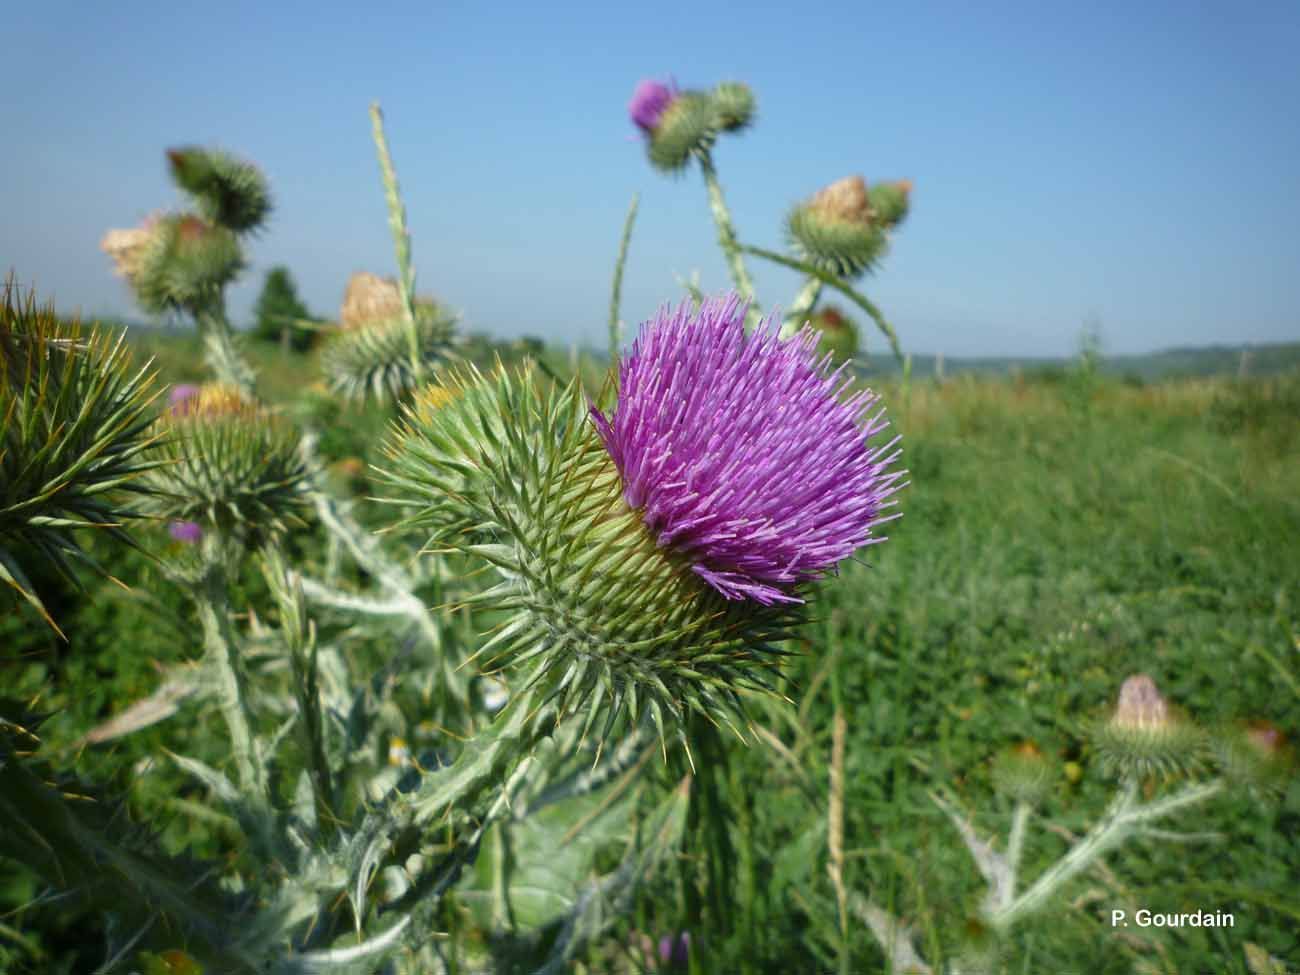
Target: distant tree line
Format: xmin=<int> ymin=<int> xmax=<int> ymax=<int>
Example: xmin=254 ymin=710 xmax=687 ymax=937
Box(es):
xmin=252 ymin=266 xmax=320 ymax=352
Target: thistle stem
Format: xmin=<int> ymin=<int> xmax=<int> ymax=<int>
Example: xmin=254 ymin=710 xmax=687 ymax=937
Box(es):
xmin=1002 ymin=802 xmax=1032 ymax=909
xmin=989 ymin=778 xmax=1224 ymax=931
xmin=741 ymin=243 xmax=904 ymax=362
xmin=781 ymin=278 xmax=823 ymax=338
xmin=696 ymin=149 xmax=761 ymax=329
xmin=609 ymin=192 xmax=640 ymax=362
xmin=194 ymin=547 xmax=267 ymax=801
xmin=194 ymin=300 xmax=256 ymax=397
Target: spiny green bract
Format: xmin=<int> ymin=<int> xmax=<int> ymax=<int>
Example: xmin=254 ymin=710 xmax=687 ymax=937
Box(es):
xmin=375 ymin=364 xmax=803 ymax=753
xmin=319 ymin=301 xmax=458 ymax=405
xmin=1090 ymin=711 xmax=1206 ymax=783
xmin=0 ymin=281 xmax=161 ymax=633
xmin=142 ymin=384 xmax=312 ymax=549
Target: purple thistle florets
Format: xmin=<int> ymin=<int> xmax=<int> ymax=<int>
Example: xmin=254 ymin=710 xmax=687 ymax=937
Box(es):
xmin=628 ymin=78 xmax=677 ymax=132
xmin=168 ymin=520 xmax=203 ymax=544
xmin=590 ymin=294 xmax=904 ymax=606
xmin=168 ymin=383 xmax=201 ymax=414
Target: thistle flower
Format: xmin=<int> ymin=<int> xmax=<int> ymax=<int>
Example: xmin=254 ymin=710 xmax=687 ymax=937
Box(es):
xmin=168 ymin=520 xmax=204 ymax=544
xmin=169 ymin=383 xmax=201 ymax=412
xmin=1093 ymin=674 xmax=1203 ymax=782
xmin=629 ymin=79 xmax=678 ymax=132
xmin=786 ymin=175 xmax=890 ymax=279
xmin=591 ymin=294 xmax=903 ymax=605
xmin=142 ymin=382 xmax=312 ymax=550
xmin=629 ymin=78 xmax=719 ymax=174
xmin=658 ymin=931 xmax=690 ymax=969
xmin=378 ymin=293 xmax=902 ymax=747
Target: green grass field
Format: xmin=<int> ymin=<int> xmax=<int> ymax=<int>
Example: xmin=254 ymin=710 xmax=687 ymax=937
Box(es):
xmin=3 ymin=331 xmax=1297 ymax=973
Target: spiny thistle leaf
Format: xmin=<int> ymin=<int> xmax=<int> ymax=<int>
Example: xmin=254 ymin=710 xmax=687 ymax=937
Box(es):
xmin=0 ymin=280 xmax=163 ymax=633
xmin=141 ymin=383 xmax=313 ymax=550
xmin=376 ymin=364 xmax=803 ymax=750
xmin=319 ymin=302 xmax=458 ymax=405
xmin=167 ymin=146 xmax=272 ymax=234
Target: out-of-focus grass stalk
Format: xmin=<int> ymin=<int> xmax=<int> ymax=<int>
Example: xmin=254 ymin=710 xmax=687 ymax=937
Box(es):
xmin=695 ymin=149 xmax=761 ymax=329
xmin=741 ymin=243 xmax=903 ymax=362
xmin=609 ymin=192 xmax=639 ymax=362
xmin=828 ymin=707 xmax=849 ymax=975
xmin=369 ymin=103 xmax=421 ymax=378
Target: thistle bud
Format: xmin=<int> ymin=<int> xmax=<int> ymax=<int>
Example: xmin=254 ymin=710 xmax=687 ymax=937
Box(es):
xmin=710 ymin=81 xmax=756 ymax=132
xmin=868 ymin=179 xmax=913 ymax=230
xmin=377 ymin=294 xmax=903 ymax=750
xmin=321 ymin=273 xmax=457 ymax=404
xmin=1212 ymin=719 xmax=1293 ymax=799
xmin=167 ymin=146 xmax=271 ymax=234
xmin=807 ymin=304 xmax=859 ymax=363
xmin=786 ymin=176 xmax=889 ymax=279
xmin=629 ymin=78 xmax=718 ymax=174
xmin=991 ymin=740 xmax=1054 ymax=805
xmin=1093 ymin=674 xmax=1203 ymax=782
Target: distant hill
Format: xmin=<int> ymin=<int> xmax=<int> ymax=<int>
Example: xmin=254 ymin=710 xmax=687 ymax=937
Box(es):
xmin=107 ymin=316 xmax=1298 ymax=383
xmin=856 ymin=342 xmax=1300 ymax=382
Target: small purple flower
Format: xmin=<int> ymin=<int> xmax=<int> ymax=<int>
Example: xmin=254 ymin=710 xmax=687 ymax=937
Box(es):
xmin=658 ymin=931 xmax=690 ymax=968
xmin=169 ymin=383 xmax=201 ymax=414
xmin=591 ymin=294 xmax=903 ymax=606
xmin=168 ymin=520 xmax=203 ymax=544
xmin=628 ymin=78 xmax=677 ymax=133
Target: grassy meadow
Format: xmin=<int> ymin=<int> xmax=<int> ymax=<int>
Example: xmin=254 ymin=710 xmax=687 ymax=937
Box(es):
xmin=3 ymin=328 xmax=1298 ymax=973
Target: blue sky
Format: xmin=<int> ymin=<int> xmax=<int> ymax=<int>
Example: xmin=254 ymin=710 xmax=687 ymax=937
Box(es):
xmin=7 ymin=1 xmax=1299 ymax=357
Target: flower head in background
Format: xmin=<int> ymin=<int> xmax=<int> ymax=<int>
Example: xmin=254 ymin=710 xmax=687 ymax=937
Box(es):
xmin=1093 ymin=673 xmax=1204 ymax=781
xmin=591 ymin=294 xmax=903 ymax=605
xmin=168 ymin=520 xmax=204 ymax=544
xmin=320 ymin=271 xmax=457 ymax=404
xmin=629 ymin=77 xmax=744 ymax=173
xmin=786 ymin=175 xmax=890 ymax=279
xmin=168 ymin=383 xmax=201 ymax=413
